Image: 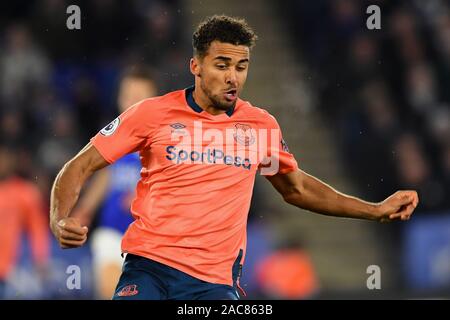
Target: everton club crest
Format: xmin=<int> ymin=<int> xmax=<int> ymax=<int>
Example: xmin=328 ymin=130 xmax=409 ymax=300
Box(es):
xmin=233 ymin=123 xmax=256 ymax=146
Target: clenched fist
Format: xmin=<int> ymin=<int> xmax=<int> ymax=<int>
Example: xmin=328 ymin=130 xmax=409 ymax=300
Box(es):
xmin=51 ymin=217 xmax=89 ymax=249
xmin=375 ymin=190 xmax=419 ymax=222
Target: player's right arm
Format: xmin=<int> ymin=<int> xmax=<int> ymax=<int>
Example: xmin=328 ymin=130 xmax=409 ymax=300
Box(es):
xmin=50 ymin=97 xmax=160 ymax=248
xmin=50 ymin=143 xmax=109 ymax=249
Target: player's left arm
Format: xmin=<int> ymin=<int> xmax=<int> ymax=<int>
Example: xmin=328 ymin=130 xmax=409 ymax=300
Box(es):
xmin=266 ymin=169 xmax=419 ymax=222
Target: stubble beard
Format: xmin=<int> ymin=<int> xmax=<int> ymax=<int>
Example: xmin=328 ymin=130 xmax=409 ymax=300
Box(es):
xmin=200 ymin=80 xmax=236 ymax=111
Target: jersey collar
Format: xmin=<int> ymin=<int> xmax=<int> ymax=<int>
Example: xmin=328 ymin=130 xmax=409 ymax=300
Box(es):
xmin=185 ymin=86 xmax=235 ymax=117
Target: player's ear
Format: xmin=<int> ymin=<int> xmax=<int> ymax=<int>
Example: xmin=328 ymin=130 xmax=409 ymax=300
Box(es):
xmin=190 ymin=57 xmax=201 ymax=77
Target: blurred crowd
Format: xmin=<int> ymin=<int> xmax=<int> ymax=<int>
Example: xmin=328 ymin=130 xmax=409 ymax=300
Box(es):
xmin=281 ymin=0 xmax=450 ymax=212
xmin=0 ymin=0 xmax=190 ymax=205
xmin=0 ymin=0 xmax=191 ymax=298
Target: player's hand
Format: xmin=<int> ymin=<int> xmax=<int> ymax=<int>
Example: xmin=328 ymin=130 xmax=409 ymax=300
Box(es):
xmin=375 ymin=190 xmax=419 ymax=222
xmin=51 ymin=217 xmax=89 ymax=249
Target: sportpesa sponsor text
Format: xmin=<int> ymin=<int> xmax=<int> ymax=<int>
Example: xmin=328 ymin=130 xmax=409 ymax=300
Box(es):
xmin=166 ymin=146 xmax=252 ymax=169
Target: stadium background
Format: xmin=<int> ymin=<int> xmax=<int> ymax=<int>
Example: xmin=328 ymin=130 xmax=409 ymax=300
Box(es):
xmin=0 ymin=0 xmax=449 ymax=299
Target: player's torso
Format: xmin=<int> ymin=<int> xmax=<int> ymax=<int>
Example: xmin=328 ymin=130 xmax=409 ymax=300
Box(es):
xmin=129 ymin=95 xmax=271 ymax=232
xmin=119 ymin=90 xmax=280 ymax=284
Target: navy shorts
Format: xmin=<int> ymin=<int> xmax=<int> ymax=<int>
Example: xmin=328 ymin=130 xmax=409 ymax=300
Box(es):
xmin=112 ymin=252 xmax=244 ymax=300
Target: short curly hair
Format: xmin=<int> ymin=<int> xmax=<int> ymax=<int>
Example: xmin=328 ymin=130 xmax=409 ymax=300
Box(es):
xmin=193 ymin=15 xmax=258 ymax=58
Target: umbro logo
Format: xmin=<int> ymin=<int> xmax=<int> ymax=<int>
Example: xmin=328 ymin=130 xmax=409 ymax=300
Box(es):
xmin=170 ymin=123 xmax=186 ymax=129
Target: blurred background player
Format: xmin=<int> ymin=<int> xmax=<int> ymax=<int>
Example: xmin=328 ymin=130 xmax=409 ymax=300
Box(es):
xmin=255 ymin=238 xmax=319 ymax=299
xmin=71 ymin=66 xmax=157 ymax=299
xmin=0 ymin=143 xmax=49 ymax=298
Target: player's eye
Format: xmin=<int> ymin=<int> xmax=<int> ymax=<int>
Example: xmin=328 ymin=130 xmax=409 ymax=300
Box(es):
xmin=236 ymin=65 xmax=247 ymax=71
xmin=216 ymin=64 xmax=227 ymax=70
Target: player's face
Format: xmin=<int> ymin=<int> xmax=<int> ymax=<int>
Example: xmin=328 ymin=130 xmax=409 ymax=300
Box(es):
xmin=118 ymin=77 xmax=157 ymax=113
xmin=191 ymin=41 xmax=250 ymax=111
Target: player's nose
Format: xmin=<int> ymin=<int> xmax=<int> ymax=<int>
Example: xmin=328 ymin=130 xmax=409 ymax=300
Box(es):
xmin=225 ymin=70 xmax=238 ymax=86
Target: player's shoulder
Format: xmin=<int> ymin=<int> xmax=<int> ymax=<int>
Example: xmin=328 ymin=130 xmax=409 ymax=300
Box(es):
xmin=237 ymin=100 xmax=279 ymax=127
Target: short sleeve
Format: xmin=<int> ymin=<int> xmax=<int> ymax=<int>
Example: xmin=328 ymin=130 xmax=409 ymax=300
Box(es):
xmin=259 ymin=113 xmax=299 ymax=176
xmin=90 ymin=99 xmax=159 ymax=163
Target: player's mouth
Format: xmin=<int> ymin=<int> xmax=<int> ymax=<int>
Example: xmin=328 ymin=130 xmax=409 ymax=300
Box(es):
xmin=224 ymin=89 xmax=237 ymax=102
